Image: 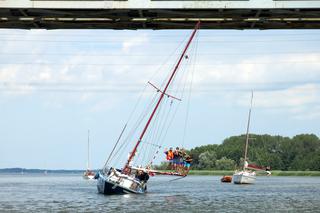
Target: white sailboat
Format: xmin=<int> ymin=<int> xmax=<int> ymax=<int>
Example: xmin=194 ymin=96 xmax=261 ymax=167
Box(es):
xmin=83 ymin=130 xmax=95 ymax=180
xmin=233 ymin=92 xmax=256 ymax=184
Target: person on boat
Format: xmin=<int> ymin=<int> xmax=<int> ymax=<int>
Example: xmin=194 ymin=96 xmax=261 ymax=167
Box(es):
xmin=135 ymin=170 xmax=149 ymax=183
xmin=266 ymin=166 xmax=271 ymax=176
xmin=176 ymin=148 xmax=186 ymax=172
xmin=172 ymin=147 xmax=181 ymax=170
xmin=183 ymin=154 xmax=192 ymax=175
xmin=164 ymin=147 xmax=174 ymax=168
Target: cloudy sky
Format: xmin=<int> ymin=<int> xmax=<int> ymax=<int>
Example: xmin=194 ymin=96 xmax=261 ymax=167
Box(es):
xmin=0 ymin=28 xmax=319 ymax=169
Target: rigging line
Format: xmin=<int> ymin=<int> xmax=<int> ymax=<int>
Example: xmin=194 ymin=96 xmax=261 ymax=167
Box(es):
xmin=158 ymin=95 xmax=183 ymax=151
xmin=135 ymin=114 xmax=156 ymax=166
xmin=147 ymin=135 xmax=164 ymax=167
xmin=155 ymin=52 xmax=191 ymax=150
xmin=169 ymin=176 xmax=187 ymax=182
xmin=107 ymin=81 xmax=151 ymax=165
xmin=140 ymin=96 xmax=168 ymax=166
xmin=150 ymin=96 xmax=169 ymax=147
xmin=144 ymin=86 xmax=176 ymax=167
xmin=147 ymin=97 xmax=173 ymax=164
xmin=138 ymin=114 xmax=159 ymax=167
xmin=124 ymin=21 xmax=200 ymax=172
xmin=160 ymin=39 xmax=192 ymax=104
xmin=161 ymin=40 xmax=193 ymax=134
xmin=111 ymin=91 xmax=160 ymax=165
xmin=153 ymin=98 xmax=173 ymax=147
xmin=170 ymin=42 xmax=192 ymax=99
xmin=106 ymin=86 xmax=155 ymax=165
xmin=123 ymin=91 xmax=159 ymax=145
xmin=141 ymin=140 xmax=162 ymax=148
xmin=122 ymin=89 xmax=159 ymax=143
xmin=130 ymin=37 xmax=188 ymax=166
xmin=158 ymin=34 xmax=190 ymax=89
xmin=182 ymin=31 xmax=199 ymax=148
xmin=142 ymin=117 xmax=161 ymax=166
xmin=126 ymin=82 xmax=150 ymax=126
xmin=142 ymin=110 xmax=161 ymax=165
xmin=123 ymin=36 xmax=189 ymax=166
xmin=147 ymin=145 xmax=162 ymax=168
xmin=153 ymin=101 xmax=181 ymax=162
xmin=103 ymin=123 xmax=127 ymax=170
xmin=148 ymin=98 xmax=175 ymax=166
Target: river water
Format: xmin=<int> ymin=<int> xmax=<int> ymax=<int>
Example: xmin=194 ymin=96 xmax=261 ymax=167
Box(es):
xmin=0 ymin=174 xmax=319 ymax=212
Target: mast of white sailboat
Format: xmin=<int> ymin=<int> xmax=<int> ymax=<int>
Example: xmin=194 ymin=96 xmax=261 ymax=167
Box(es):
xmin=123 ymin=21 xmax=201 ymax=174
xmin=87 ymin=129 xmax=90 ymax=170
xmin=243 ymin=91 xmax=253 ymax=171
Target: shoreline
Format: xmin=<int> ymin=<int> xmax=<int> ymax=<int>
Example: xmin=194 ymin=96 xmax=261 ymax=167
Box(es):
xmin=1 ymin=168 xmax=320 ymax=176
xmin=187 ymin=170 xmax=320 ymax=176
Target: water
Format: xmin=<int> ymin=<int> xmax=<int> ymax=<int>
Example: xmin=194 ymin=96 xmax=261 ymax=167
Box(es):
xmin=1 ymin=174 xmax=320 ymax=212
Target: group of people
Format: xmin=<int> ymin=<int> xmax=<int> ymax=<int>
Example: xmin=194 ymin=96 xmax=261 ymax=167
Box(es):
xmin=164 ymin=147 xmax=192 ymax=175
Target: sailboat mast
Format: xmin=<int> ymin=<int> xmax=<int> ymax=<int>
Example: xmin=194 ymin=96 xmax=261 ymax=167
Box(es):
xmin=124 ymin=21 xmax=201 ymax=173
xmin=243 ymin=91 xmax=253 ymax=171
xmin=87 ymin=129 xmax=90 ymax=170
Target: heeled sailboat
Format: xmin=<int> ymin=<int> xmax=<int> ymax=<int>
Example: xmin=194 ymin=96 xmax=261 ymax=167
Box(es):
xmin=96 ymin=21 xmax=201 ymax=195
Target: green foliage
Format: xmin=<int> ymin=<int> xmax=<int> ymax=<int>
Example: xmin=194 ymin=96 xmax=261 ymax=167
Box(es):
xmin=198 ymin=151 xmax=217 ymax=169
xmin=215 ymin=157 xmax=236 ymax=170
xmin=154 ymin=161 xmax=170 ymax=170
xmin=187 ymin=133 xmax=320 ymax=171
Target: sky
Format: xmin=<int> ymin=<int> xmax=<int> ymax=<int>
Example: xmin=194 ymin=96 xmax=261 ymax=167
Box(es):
xmin=0 ymin=28 xmax=319 ymax=169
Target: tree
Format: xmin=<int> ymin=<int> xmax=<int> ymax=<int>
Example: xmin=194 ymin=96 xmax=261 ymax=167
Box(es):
xmin=215 ymin=157 xmax=236 ymax=170
xmin=198 ymin=151 xmax=217 ymax=169
xmin=162 ymin=133 xmax=320 ymax=171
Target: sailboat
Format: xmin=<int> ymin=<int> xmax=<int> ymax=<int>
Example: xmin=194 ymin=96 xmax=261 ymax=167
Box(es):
xmin=83 ymin=130 xmax=95 ymax=180
xmin=96 ymin=21 xmax=200 ymax=195
xmin=233 ymin=92 xmax=256 ymax=184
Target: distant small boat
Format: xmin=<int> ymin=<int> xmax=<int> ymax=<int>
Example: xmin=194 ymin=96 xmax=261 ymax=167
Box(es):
xmin=233 ymin=92 xmax=256 ymax=184
xmin=233 ymin=170 xmax=256 ymax=184
xmin=83 ymin=130 xmax=95 ymax=180
xmin=83 ymin=170 xmax=95 ymax=180
xmin=221 ymin=175 xmax=232 ymax=183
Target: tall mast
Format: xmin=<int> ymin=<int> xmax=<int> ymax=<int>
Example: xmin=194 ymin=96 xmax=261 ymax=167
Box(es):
xmin=87 ymin=129 xmax=90 ymax=170
xmin=124 ymin=21 xmax=201 ymax=173
xmin=243 ymin=91 xmax=253 ymax=171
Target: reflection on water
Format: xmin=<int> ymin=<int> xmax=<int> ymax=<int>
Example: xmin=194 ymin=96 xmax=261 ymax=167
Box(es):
xmin=0 ymin=175 xmax=320 ymax=212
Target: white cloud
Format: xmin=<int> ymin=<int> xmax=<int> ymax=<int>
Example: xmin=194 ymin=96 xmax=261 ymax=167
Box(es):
xmin=122 ymin=34 xmax=149 ymax=53
xmin=232 ymin=84 xmax=320 ymax=120
xmin=0 ymin=29 xmax=319 ymax=117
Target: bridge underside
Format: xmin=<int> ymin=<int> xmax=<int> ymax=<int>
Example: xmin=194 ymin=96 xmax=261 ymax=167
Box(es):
xmin=0 ymin=8 xmax=320 ymax=30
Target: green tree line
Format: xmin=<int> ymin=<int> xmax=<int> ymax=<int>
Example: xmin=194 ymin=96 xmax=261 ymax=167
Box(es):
xmin=156 ymin=134 xmax=320 ymax=171
xmin=188 ymin=134 xmax=320 ymax=171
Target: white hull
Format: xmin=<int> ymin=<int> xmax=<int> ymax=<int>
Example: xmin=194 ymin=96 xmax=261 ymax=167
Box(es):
xmin=233 ymin=171 xmax=256 ymax=184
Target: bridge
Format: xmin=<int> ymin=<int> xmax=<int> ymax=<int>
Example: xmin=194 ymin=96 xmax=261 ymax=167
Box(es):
xmin=0 ymin=0 xmax=320 ymax=29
